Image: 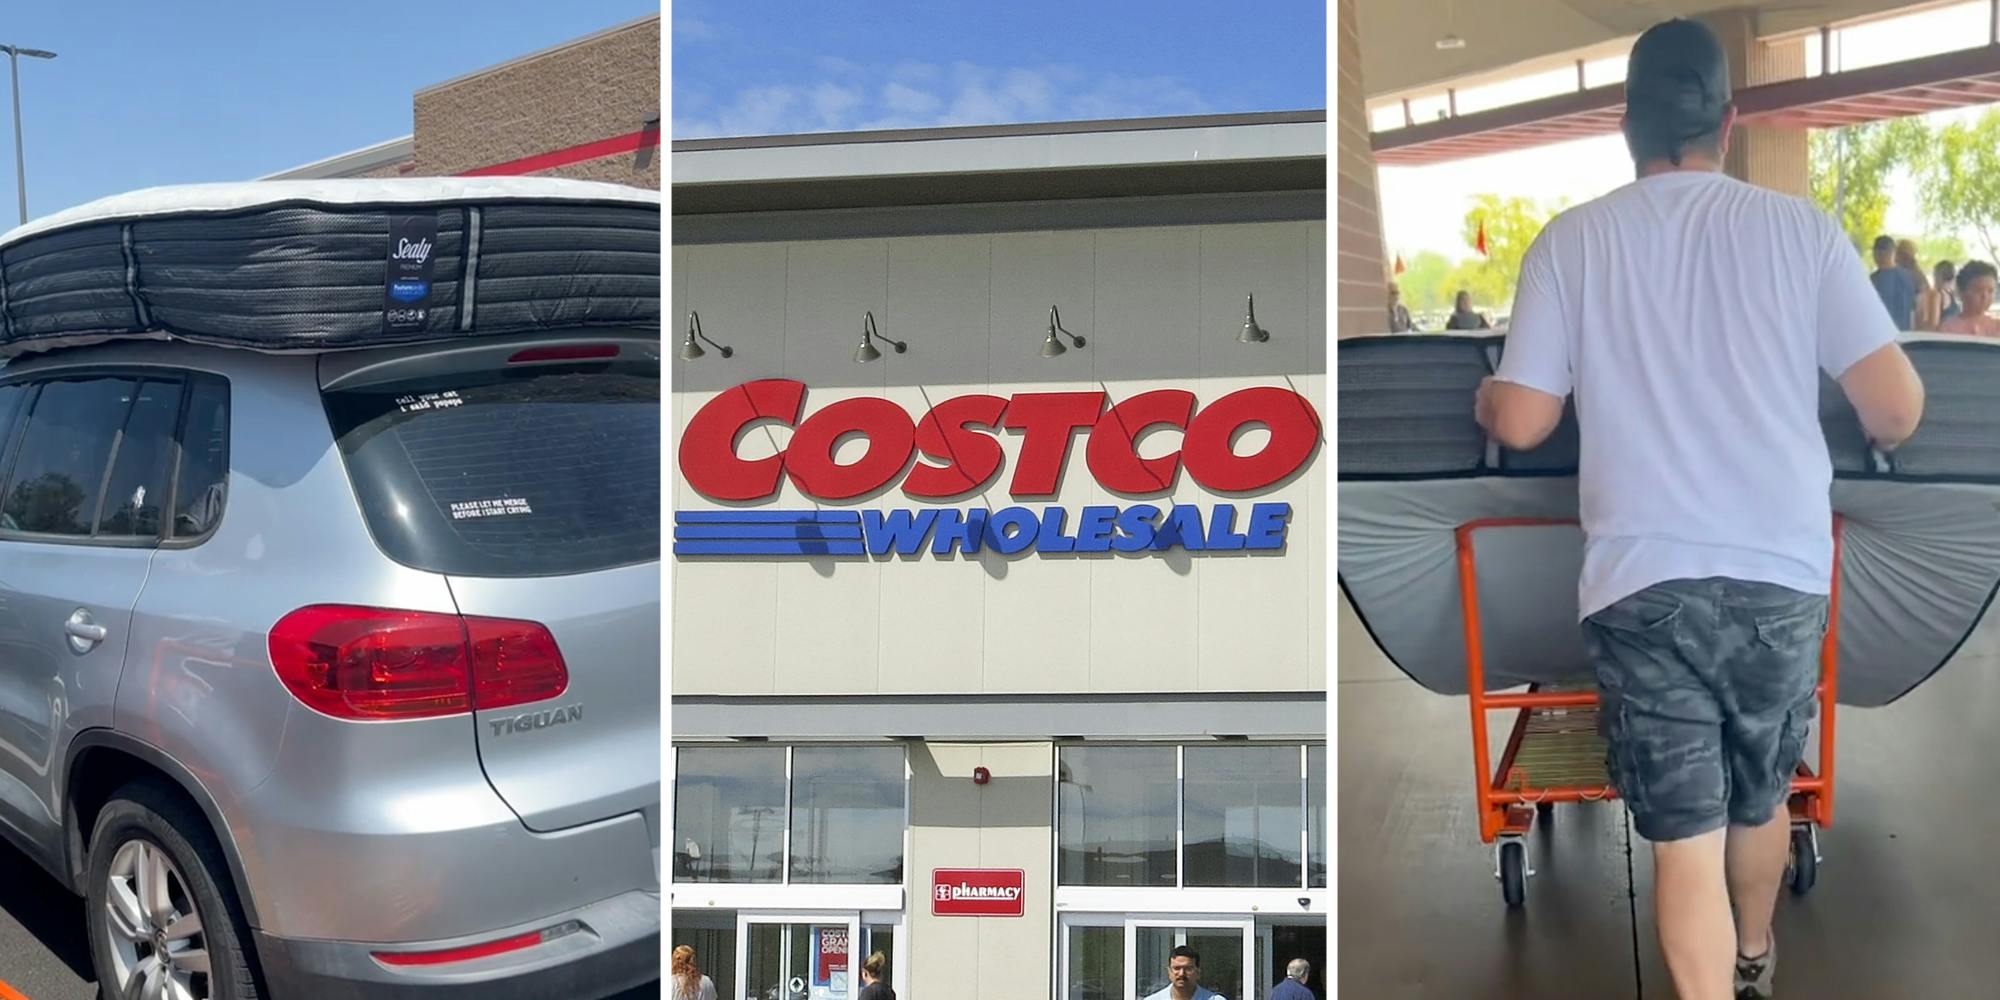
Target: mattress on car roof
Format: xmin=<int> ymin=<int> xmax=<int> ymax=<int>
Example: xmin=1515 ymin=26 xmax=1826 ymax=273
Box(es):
xmin=1337 ymin=332 xmax=2000 ymax=707
xmin=0 ymin=177 xmax=660 ymax=359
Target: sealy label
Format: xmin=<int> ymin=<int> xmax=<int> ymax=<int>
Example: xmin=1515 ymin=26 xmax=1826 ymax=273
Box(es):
xmin=393 ymin=236 xmax=434 ymax=264
xmin=383 ymin=213 xmax=440 ymax=332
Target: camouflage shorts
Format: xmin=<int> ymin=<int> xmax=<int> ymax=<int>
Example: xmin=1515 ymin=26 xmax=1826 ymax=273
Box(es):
xmin=1581 ymin=578 xmax=1826 ymax=843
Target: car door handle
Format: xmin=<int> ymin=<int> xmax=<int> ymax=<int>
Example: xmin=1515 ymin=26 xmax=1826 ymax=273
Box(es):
xmin=65 ymin=610 xmax=108 ymax=649
xmin=66 ymin=621 xmax=107 ymax=642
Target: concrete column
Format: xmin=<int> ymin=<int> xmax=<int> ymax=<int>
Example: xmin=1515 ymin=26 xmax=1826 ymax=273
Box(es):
xmin=1336 ymin=0 xmax=1391 ymax=338
xmin=1698 ymin=8 xmax=1809 ymax=196
xmin=906 ymin=742 xmax=1055 ymax=999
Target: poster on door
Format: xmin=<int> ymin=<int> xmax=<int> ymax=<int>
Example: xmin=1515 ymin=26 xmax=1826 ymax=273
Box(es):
xmin=811 ymin=925 xmax=849 ymax=999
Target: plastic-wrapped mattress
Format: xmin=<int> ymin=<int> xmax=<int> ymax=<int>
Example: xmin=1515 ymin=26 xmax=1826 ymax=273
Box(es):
xmin=1338 ymin=332 xmax=2000 ymax=707
xmin=0 ymin=177 xmax=659 ymax=359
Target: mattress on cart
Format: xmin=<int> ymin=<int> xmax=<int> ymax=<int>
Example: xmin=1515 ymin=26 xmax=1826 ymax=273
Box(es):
xmin=1338 ymin=333 xmax=2000 ymax=707
xmin=0 ymin=177 xmax=659 ymax=359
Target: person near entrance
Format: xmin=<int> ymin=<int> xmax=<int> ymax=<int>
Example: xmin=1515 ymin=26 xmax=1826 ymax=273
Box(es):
xmin=1388 ymin=282 xmax=1416 ymax=332
xmin=1869 ymin=234 xmax=1919 ymax=330
xmin=1270 ymin=958 xmax=1314 ymax=999
xmin=857 ymin=950 xmax=895 ymax=1000
xmin=1474 ymin=17 xmax=1925 ymax=1000
xmin=670 ymin=944 xmax=719 ymax=1000
xmin=1144 ymin=945 xmax=1228 ymax=1000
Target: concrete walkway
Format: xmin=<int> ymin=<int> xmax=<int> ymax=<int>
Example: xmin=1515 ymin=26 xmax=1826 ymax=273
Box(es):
xmin=1338 ymin=595 xmax=2000 ymax=997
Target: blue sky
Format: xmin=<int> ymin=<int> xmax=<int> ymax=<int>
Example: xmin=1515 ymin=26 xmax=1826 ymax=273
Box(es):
xmin=671 ymin=0 xmax=1325 ymax=139
xmin=0 ymin=2 xmax=656 ymax=222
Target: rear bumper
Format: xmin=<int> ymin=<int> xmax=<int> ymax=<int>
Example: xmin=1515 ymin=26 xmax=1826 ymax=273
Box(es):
xmin=253 ymin=888 xmax=659 ymax=999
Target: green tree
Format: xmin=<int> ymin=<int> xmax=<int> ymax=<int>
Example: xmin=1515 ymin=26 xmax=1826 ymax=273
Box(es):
xmin=1921 ymin=233 xmax=1970 ymax=269
xmin=1443 ymin=257 xmax=1509 ymax=314
xmin=1914 ymin=109 xmax=2000 ymax=264
xmin=1453 ymin=194 xmax=1562 ymax=311
xmin=1397 ymin=250 xmax=1454 ymax=312
xmin=1809 ymin=118 xmax=1931 ymax=254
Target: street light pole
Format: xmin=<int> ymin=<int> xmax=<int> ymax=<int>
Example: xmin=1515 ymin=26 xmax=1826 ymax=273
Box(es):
xmin=0 ymin=45 xmax=57 ymax=227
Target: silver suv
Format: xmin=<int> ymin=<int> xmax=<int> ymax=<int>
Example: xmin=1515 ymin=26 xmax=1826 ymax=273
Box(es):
xmin=0 ymin=330 xmax=660 ymax=997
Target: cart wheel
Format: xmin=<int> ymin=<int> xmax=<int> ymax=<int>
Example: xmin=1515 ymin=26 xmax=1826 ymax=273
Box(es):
xmin=1788 ymin=826 xmax=1818 ymax=896
xmin=1536 ymin=801 xmax=1555 ymax=828
xmin=1499 ymin=840 xmax=1527 ymax=908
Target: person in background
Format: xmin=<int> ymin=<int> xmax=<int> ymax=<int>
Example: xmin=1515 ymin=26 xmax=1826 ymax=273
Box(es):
xmin=1896 ymin=240 xmax=1928 ymax=293
xmin=1939 ymin=260 xmax=2000 ymax=337
xmin=1271 ymin=958 xmax=1315 ymax=999
xmin=670 ymin=944 xmax=718 ymax=1000
xmin=1144 ymin=945 xmax=1226 ymax=1000
xmin=1445 ymin=290 xmax=1492 ymax=330
xmin=1870 ymin=235 xmax=1919 ymax=330
xmin=1477 ymin=18 xmax=1924 ymax=999
xmin=1921 ymin=259 xmax=1960 ymax=330
xmin=857 ymin=950 xmax=896 ymax=1000
xmin=1388 ymin=282 xmax=1416 ymax=332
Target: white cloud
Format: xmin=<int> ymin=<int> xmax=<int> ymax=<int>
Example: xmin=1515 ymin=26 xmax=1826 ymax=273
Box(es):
xmin=811 ymin=83 xmax=864 ymax=129
xmin=673 ymin=61 xmax=1216 ymax=139
xmin=883 ymin=81 xmax=942 ymax=115
xmin=673 ymin=16 xmax=718 ymax=42
xmin=674 ymin=85 xmax=802 ymax=140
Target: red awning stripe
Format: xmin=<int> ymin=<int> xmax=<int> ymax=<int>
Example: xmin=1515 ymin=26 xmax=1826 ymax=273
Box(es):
xmin=460 ymin=126 xmax=661 ymax=177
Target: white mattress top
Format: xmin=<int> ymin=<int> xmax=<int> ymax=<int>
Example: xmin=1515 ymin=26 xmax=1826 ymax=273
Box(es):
xmin=1 ymin=177 xmax=660 ymax=248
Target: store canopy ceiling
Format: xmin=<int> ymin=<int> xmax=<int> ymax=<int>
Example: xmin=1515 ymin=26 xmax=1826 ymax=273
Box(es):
xmin=1359 ymin=0 xmax=1951 ymax=100
xmin=1372 ymin=41 xmax=2000 ymax=165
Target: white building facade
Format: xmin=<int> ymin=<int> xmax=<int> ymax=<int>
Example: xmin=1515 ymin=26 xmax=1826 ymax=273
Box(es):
xmin=669 ymin=112 xmax=1327 ymax=1000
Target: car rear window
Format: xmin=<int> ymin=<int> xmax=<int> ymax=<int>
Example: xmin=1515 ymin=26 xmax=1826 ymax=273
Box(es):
xmin=324 ymin=359 xmax=659 ymax=577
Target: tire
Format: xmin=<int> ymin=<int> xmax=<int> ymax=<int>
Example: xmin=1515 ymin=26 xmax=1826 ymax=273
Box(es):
xmin=84 ymin=780 xmax=261 ymax=1000
xmin=1788 ymin=826 xmax=1818 ymax=896
xmin=1535 ymin=801 xmax=1555 ymax=829
xmin=1499 ymin=840 xmax=1527 ymax=908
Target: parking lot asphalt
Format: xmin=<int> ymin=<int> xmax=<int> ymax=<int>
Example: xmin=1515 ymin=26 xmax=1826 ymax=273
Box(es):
xmin=0 ymin=844 xmax=660 ymax=999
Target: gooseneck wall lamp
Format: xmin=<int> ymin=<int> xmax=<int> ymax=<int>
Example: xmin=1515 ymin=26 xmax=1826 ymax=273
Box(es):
xmin=1238 ymin=294 xmax=1271 ymax=344
xmin=854 ymin=311 xmax=906 ymax=364
xmin=1039 ymin=304 xmax=1087 ymax=358
xmin=679 ymin=311 xmax=733 ymax=360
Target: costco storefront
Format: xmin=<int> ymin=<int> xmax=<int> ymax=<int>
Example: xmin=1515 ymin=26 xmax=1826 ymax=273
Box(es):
xmin=668 ymin=113 xmax=1327 ymax=1000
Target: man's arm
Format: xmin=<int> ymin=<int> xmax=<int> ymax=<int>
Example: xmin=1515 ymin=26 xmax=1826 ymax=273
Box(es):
xmin=1819 ymin=228 xmax=1924 ymax=449
xmin=1837 ymin=342 xmax=1924 ymax=450
xmin=1480 ymin=233 xmax=1570 ymax=451
xmin=1476 ymin=377 xmax=1565 ymax=451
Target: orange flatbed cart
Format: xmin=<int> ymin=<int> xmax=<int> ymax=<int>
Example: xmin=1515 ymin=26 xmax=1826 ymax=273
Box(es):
xmin=1456 ymin=517 xmax=1841 ymax=907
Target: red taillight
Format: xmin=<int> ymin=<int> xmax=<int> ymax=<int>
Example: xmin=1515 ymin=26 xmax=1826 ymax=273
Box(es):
xmin=507 ymin=344 xmax=620 ymax=364
xmin=467 ymin=616 xmax=569 ymax=710
xmin=269 ymin=606 xmax=567 ymax=721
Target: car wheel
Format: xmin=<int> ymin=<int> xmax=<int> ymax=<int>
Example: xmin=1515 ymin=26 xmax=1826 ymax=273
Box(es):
xmin=85 ymin=781 xmax=261 ymax=1000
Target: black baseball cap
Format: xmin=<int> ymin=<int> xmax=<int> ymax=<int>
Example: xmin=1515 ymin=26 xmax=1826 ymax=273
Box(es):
xmin=1625 ymin=19 xmax=1732 ymax=146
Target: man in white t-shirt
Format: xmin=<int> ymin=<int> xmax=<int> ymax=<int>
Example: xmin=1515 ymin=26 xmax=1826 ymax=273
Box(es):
xmin=1142 ymin=946 xmax=1227 ymax=1000
xmin=1474 ymin=18 xmax=1925 ymax=1000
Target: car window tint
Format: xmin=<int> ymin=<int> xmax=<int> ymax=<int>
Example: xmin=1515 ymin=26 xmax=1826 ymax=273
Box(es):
xmin=98 ymin=380 xmax=183 ymax=538
xmin=2 ymin=378 xmax=138 ymax=536
xmin=0 ymin=384 xmax=29 ymax=465
xmin=324 ymin=360 xmax=659 ymax=576
xmin=170 ymin=375 xmax=229 ymax=539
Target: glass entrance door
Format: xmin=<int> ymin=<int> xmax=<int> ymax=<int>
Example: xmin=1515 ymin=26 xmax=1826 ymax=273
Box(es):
xmin=735 ymin=913 xmax=861 ymax=1000
xmin=1127 ymin=918 xmax=1253 ymax=1000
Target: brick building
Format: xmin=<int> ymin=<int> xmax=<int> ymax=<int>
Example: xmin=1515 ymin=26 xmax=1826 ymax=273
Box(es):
xmin=266 ymin=14 xmax=659 ymax=187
